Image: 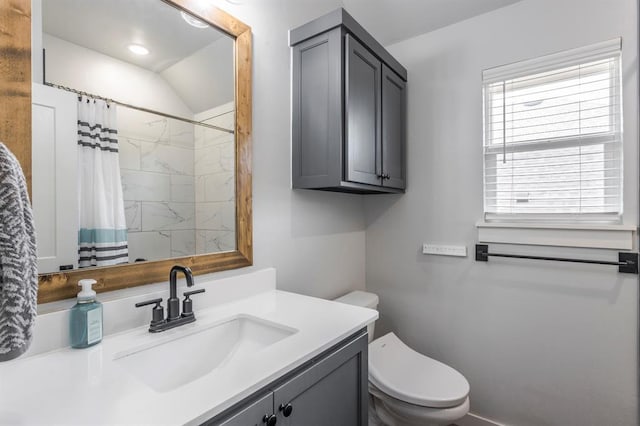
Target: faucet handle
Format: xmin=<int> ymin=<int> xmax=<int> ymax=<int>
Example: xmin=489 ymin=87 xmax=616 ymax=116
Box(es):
xmin=182 ymin=289 xmax=205 ymax=318
xmin=184 ymin=289 xmax=205 ymax=297
xmin=135 ymin=298 xmax=162 ymax=308
xmin=135 ymin=298 xmax=165 ymax=327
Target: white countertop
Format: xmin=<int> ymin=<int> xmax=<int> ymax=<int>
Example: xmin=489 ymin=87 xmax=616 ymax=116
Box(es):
xmin=0 ymin=286 xmax=376 ymax=425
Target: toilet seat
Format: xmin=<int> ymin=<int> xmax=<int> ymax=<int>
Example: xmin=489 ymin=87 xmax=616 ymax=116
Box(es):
xmin=368 ymin=332 xmax=470 ymax=408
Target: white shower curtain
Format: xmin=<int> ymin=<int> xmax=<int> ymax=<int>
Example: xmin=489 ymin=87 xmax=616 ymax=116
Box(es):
xmin=77 ymin=96 xmax=129 ymax=268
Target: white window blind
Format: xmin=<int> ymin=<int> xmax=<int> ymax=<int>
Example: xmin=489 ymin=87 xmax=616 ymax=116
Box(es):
xmin=482 ymin=38 xmax=623 ymax=223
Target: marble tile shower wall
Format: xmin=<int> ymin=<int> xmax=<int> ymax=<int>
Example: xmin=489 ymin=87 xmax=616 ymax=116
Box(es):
xmin=118 ymin=107 xmax=197 ymax=262
xmin=194 ymin=110 xmax=236 ymax=254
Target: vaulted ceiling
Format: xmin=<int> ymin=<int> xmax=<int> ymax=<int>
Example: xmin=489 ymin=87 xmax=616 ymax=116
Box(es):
xmin=341 ymin=0 xmax=524 ymax=45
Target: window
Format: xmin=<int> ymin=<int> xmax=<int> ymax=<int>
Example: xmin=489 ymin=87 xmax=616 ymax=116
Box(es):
xmin=482 ymin=39 xmax=622 ymax=223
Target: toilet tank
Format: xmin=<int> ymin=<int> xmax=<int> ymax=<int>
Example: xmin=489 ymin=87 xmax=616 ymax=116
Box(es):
xmin=334 ymin=291 xmax=379 ymax=342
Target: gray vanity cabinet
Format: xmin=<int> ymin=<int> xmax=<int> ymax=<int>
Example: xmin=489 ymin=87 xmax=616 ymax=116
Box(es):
xmin=290 ymin=8 xmax=407 ymax=194
xmin=206 ymin=330 xmax=368 ymax=426
xmin=272 ymin=331 xmax=367 ymax=425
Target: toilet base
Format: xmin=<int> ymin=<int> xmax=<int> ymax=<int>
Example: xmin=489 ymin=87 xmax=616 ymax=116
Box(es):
xmin=369 ymin=383 xmax=469 ymax=426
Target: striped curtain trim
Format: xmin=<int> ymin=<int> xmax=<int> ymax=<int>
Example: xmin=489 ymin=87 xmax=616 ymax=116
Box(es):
xmin=77 ymin=121 xmax=119 ymax=152
xmin=78 ymin=228 xmax=129 ymax=268
xmin=79 ymin=228 xmax=128 ymax=244
xmin=77 ymin=253 xmax=129 ymax=268
xmin=77 ymin=141 xmax=119 ymax=153
xmin=77 ymin=121 xmax=117 ymax=133
xmin=78 ymin=245 xmax=129 ymax=268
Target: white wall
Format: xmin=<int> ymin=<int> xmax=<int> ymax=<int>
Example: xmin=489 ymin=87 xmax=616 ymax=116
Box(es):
xmin=208 ymin=0 xmax=367 ymax=298
xmin=364 ymin=0 xmax=638 ymax=425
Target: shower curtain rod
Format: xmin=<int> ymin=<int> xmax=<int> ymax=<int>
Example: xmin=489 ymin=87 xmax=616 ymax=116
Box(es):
xmin=43 ymin=81 xmax=235 ymax=135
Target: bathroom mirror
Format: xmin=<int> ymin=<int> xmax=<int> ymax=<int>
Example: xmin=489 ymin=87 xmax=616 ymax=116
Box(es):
xmin=36 ymin=0 xmax=240 ymax=273
xmin=0 ymin=0 xmax=252 ymax=303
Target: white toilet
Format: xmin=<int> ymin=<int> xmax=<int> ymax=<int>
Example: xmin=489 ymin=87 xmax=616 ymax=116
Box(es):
xmin=335 ymin=291 xmax=470 ymax=426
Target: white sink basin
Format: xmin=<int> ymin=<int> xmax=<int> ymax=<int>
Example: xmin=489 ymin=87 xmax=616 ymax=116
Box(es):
xmin=114 ymin=314 xmax=296 ymax=392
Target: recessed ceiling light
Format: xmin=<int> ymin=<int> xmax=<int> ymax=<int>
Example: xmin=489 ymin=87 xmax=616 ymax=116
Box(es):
xmin=128 ymin=44 xmax=149 ymax=55
xmin=181 ymin=11 xmax=209 ymax=28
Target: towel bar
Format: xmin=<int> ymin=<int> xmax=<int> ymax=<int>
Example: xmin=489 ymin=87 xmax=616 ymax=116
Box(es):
xmin=475 ymin=244 xmax=638 ymax=274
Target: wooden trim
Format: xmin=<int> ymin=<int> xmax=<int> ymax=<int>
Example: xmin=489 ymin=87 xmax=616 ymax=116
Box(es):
xmin=235 ymin=28 xmax=253 ymax=264
xmin=38 ymin=252 xmax=251 ymax=303
xmin=0 ymin=0 xmax=253 ymax=303
xmin=0 ymin=0 xmax=32 ymax=196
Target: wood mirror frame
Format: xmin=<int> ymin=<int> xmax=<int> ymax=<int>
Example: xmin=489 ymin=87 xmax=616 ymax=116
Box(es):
xmin=0 ymin=0 xmax=252 ymax=303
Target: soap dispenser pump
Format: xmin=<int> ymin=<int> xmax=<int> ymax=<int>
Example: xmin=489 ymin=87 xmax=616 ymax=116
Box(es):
xmin=70 ymin=279 xmax=103 ymax=349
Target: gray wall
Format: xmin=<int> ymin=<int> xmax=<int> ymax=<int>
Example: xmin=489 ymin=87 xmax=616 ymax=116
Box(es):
xmin=216 ymin=0 xmax=366 ymax=298
xmin=365 ymin=0 xmax=638 ymax=425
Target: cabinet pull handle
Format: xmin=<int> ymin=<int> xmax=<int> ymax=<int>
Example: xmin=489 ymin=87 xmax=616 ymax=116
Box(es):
xmin=263 ymin=414 xmax=277 ymax=426
xmin=279 ymin=403 xmax=293 ymax=417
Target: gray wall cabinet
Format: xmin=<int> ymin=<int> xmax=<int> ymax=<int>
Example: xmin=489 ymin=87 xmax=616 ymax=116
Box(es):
xmin=290 ymin=8 xmax=407 ymax=194
xmin=205 ymin=330 xmax=368 ymax=426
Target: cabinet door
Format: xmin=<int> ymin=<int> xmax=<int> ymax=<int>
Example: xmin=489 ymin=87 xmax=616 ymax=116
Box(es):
xmin=208 ymin=392 xmax=274 ymax=426
xmin=291 ymin=28 xmax=343 ymax=189
xmin=273 ymin=333 xmax=368 ymax=426
xmin=381 ymin=65 xmax=406 ymax=189
xmin=345 ymin=34 xmax=382 ymax=186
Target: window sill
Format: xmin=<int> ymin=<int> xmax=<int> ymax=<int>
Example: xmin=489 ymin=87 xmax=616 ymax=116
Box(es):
xmin=476 ymin=221 xmax=636 ymax=250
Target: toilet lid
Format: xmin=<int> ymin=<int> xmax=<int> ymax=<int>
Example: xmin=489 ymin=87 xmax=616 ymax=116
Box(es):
xmin=368 ymin=332 xmax=470 ymax=408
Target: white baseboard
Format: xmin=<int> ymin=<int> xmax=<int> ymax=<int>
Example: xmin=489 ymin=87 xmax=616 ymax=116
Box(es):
xmin=457 ymin=412 xmax=505 ymax=426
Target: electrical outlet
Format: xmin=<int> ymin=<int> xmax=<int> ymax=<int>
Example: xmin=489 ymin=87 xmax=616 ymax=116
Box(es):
xmin=422 ymin=244 xmax=467 ymax=257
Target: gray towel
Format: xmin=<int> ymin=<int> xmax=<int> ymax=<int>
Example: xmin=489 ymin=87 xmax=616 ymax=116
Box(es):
xmin=0 ymin=143 xmax=37 ymax=361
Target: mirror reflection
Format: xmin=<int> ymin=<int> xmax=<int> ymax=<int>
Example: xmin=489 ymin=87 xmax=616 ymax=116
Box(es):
xmin=33 ymin=0 xmax=236 ymax=274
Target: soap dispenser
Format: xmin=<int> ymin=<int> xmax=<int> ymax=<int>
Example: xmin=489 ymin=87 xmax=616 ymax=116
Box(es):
xmin=70 ymin=279 xmax=103 ymax=349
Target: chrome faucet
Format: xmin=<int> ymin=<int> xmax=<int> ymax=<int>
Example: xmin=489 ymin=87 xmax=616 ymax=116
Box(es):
xmin=135 ymin=265 xmax=205 ymax=333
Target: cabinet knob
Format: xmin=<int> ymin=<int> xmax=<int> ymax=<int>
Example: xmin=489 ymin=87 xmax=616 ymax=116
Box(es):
xmin=263 ymin=414 xmax=277 ymax=426
xmin=279 ymin=403 xmax=293 ymax=417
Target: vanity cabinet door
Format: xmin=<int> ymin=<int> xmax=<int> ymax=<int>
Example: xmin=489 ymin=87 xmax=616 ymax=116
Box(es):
xmin=208 ymin=392 xmax=274 ymax=426
xmin=272 ymin=333 xmax=368 ymax=426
